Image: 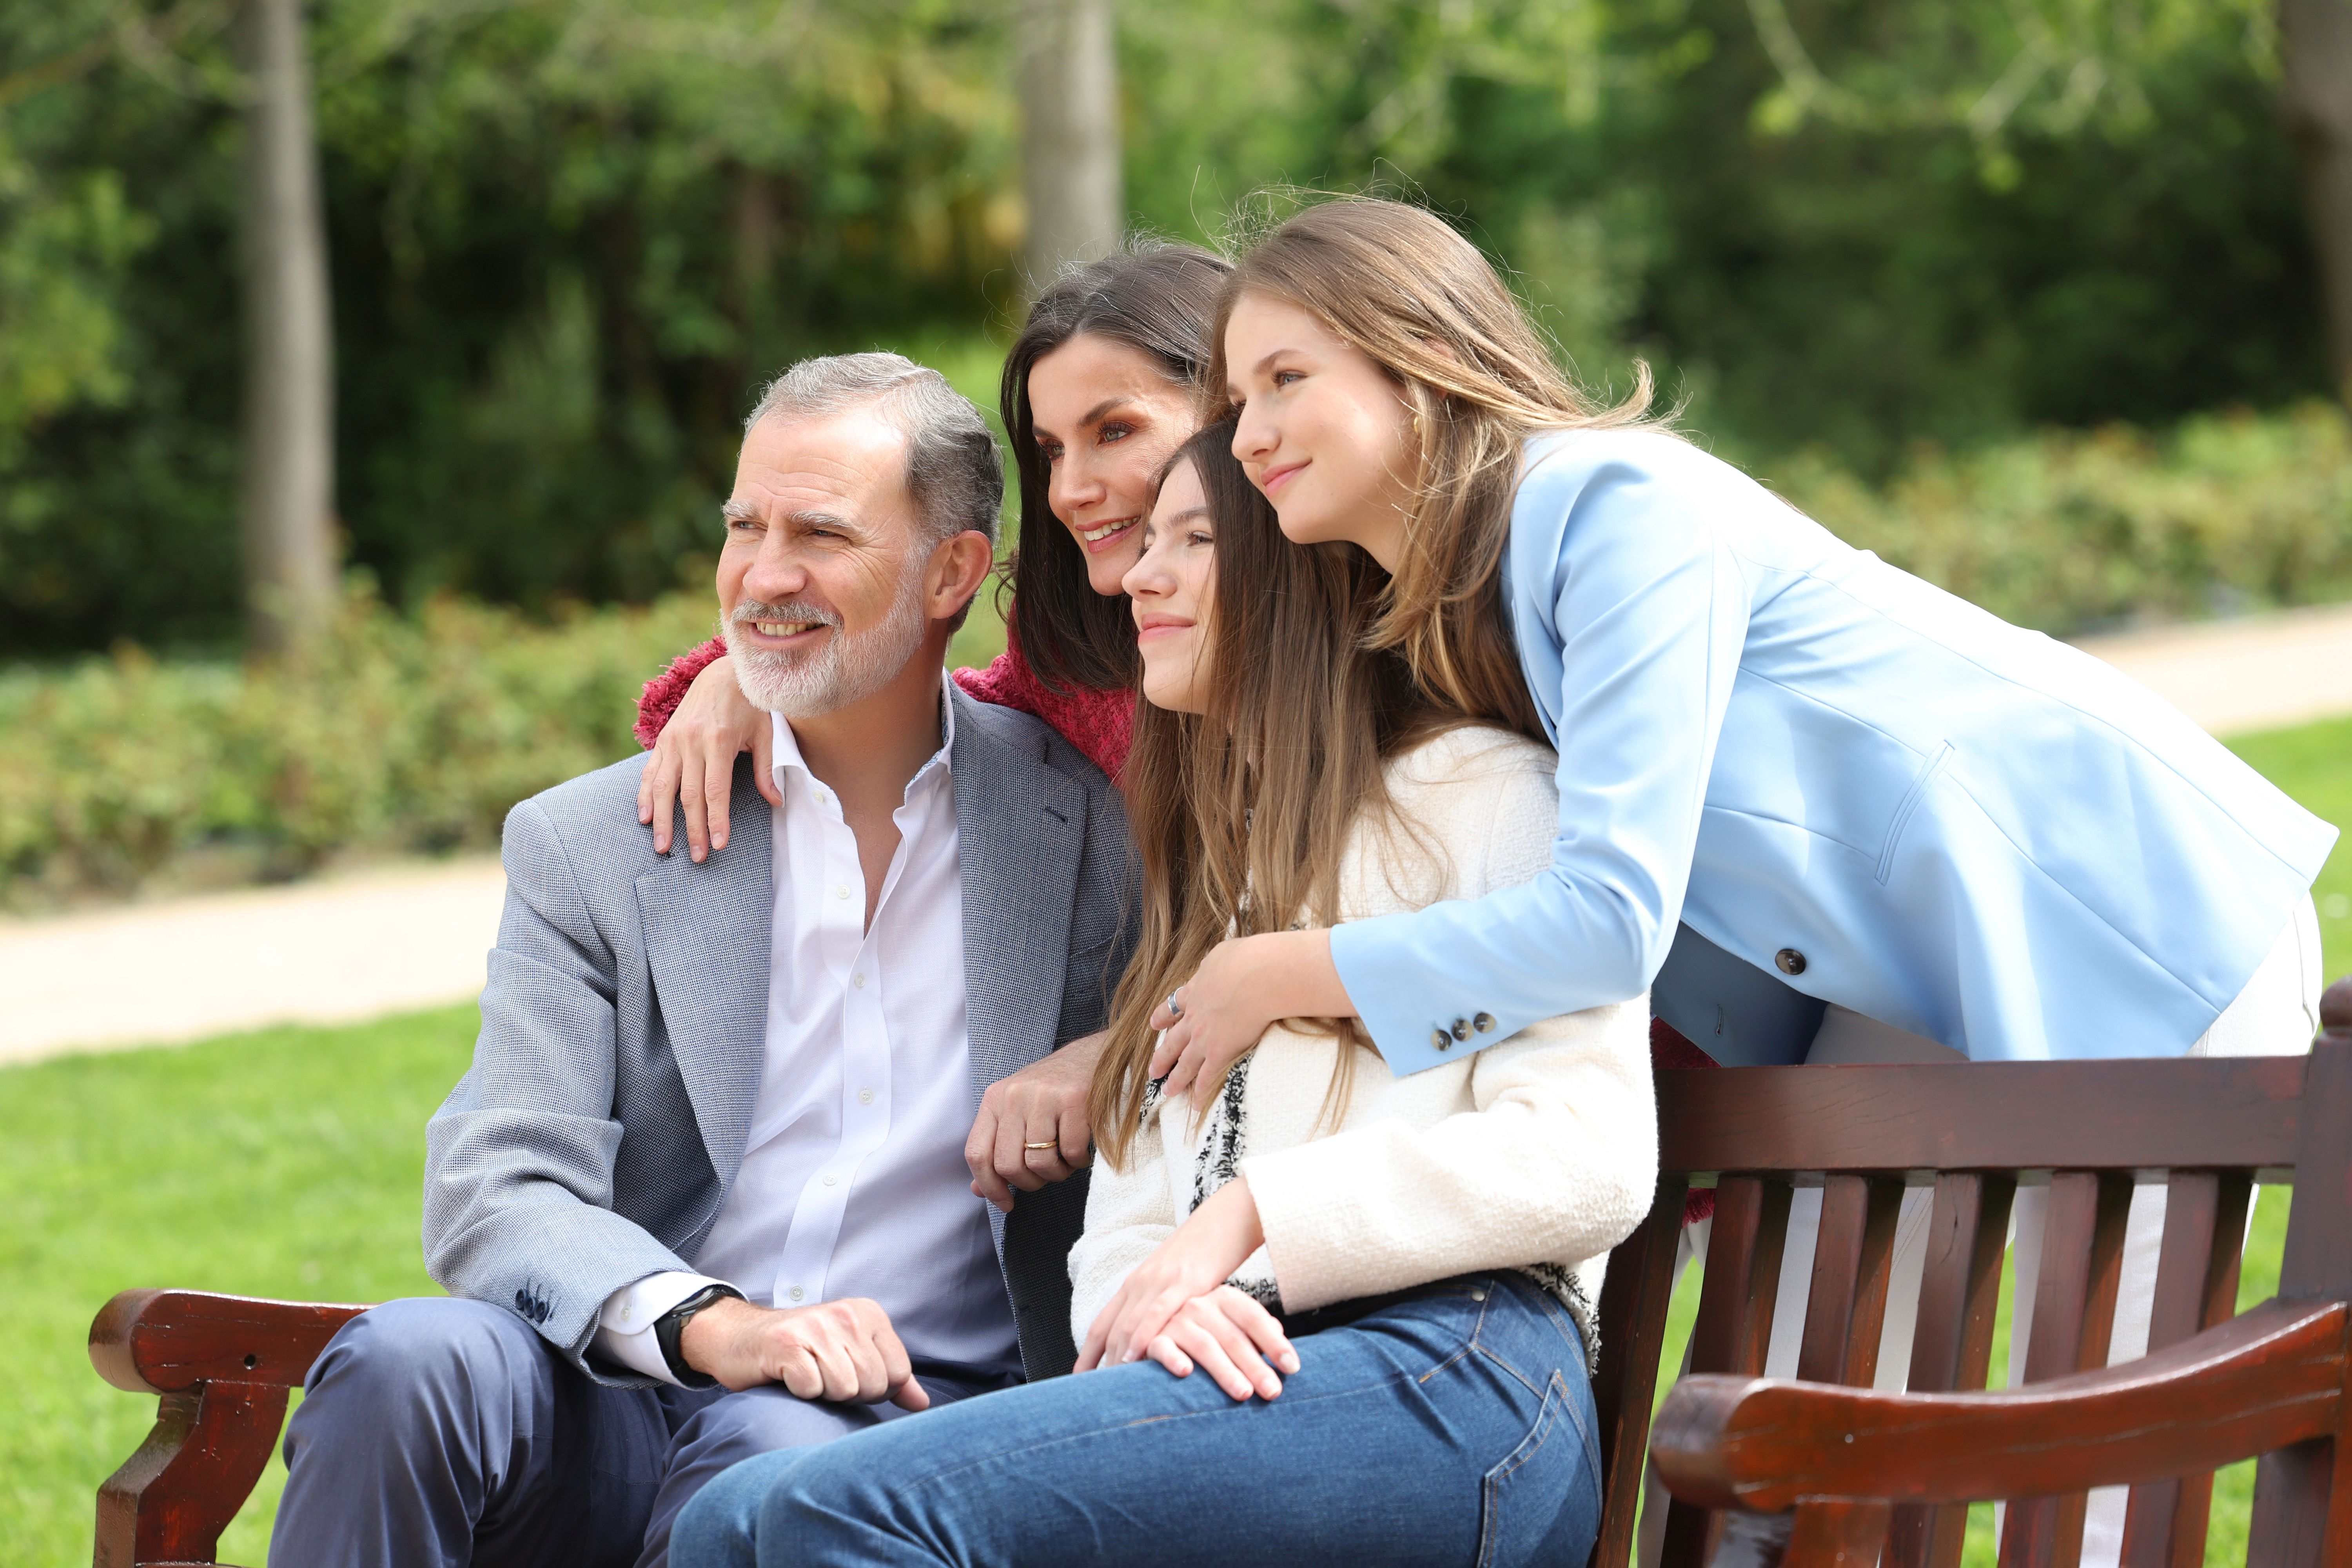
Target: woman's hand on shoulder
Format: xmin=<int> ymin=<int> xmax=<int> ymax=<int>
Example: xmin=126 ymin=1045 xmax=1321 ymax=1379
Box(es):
xmin=1152 ymin=928 xmax=1354 ymax=1110
xmin=1074 ymin=1177 xmax=1295 ymax=1401
xmin=636 ymin=655 xmax=776 ymax=861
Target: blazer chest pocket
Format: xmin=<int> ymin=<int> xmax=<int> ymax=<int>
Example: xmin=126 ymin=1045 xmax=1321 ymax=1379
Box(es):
xmin=1875 ymin=741 xmax=1953 ymax=885
xmin=1707 ymin=675 xmax=1954 ymax=868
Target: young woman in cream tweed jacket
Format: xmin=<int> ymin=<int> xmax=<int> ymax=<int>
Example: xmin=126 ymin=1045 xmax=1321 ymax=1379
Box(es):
xmin=1068 ymin=720 xmax=1657 ymax=1364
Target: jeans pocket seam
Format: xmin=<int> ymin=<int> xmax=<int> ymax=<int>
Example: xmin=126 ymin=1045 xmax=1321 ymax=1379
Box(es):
xmin=1477 ymin=1371 xmax=1567 ymax=1568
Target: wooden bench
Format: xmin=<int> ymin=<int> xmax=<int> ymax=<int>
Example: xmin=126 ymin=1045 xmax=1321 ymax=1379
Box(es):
xmin=89 ymin=982 xmax=2352 ymax=1568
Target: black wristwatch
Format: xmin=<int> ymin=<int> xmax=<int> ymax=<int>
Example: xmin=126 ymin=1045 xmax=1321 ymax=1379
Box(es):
xmin=654 ymin=1283 xmax=745 ymax=1388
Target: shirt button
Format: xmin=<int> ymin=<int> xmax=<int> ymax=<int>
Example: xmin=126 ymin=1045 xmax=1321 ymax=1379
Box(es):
xmin=788 ymin=1286 xmax=804 ymax=1302
xmin=1450 ymin=1017 xmax=1471 ymax=1041
xmin=858 ymin=1088 xmax=874 ymax=1104
xmin=1473 ymin=1013 xmax=1496 ymax=1033
xmin=834 ymin=885 xmax=851 ymax=900
xmin=620 ymin=1305 xmax=632 ymax=1321
xmin=853 ymin=974 xmax=867 ymax=989
xmin=1776 ymin=948 xmax=1808 ymax=976
xmin=1432 ymin=1029 xmax=1452 ymax=1052
xmin=822 ymin=1174 xmax=837 ymax=1186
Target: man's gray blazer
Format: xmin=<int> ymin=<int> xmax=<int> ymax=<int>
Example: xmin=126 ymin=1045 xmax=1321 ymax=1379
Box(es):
xmin=423 ymin=686 xmax=1137 ymax=1387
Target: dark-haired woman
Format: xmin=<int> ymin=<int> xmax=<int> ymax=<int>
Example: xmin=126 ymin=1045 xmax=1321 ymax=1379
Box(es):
xmin=669 ymin=425 xmax=1652 ymax=1568
xmin=631 ymin=243 xmax=1230 ymax=1203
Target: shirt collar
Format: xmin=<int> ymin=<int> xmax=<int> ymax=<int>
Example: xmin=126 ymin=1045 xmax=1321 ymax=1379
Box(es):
xmin=769 ymin=666 xmax=958 ymax=795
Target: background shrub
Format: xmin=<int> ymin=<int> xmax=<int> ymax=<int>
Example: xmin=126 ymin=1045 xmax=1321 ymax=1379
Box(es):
xmin=0 ymin=583 xmax=1014 ymax=906
xmin=1777 ymin=402 xmax=2352 ymax=633
xmin=4 ymin=402 xmax=2344 ymax=905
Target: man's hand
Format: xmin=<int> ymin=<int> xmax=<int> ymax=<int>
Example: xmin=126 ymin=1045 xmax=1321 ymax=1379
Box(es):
xmin=966 ymin=1030 xmax=1107 ymax=1213
xmin=677 ymin=1295 xmax=930 ymax=1410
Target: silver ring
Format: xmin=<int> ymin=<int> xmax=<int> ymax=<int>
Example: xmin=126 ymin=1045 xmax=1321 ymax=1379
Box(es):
xmin=1164 ymin=991 xmax=1184 ymax=1020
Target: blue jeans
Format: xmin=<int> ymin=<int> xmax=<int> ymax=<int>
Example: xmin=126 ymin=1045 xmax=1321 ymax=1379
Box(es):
xmin=671 ymin=1271 xmax=1601 ymax=1568
xmin=269 ymin=1297 xmax=1005 ymax=1568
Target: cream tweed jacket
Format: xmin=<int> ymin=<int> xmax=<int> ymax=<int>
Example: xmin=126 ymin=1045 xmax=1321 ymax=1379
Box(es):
xmin=1069 ymin=724 xmax=1658 ymax=1357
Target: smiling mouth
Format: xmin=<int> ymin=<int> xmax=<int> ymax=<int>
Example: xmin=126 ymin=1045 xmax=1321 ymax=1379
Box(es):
xmin=752 ymin=620 xmax=828 ymax=639
xmin=1078 ymin=517 xmax=1139 ymax=551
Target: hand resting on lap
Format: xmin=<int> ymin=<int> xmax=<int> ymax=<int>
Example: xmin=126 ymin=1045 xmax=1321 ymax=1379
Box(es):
xmin=679 ymin=1294 xmax=931 ymax=1410
xmin=1075 ymin=1176 xmax=1299 ymax=1403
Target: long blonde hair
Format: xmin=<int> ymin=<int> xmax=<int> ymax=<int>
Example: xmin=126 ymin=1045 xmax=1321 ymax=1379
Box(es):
xmin=1090 ymin=423 xmax=1441 ymax=1169
xmin=1208 ymin=196 xmax=1664 ymax=733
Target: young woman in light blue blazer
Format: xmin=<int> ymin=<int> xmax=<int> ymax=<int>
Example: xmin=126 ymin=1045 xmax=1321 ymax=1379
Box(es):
xmin=1147 ymin=197 xmax=2334 ymax=1568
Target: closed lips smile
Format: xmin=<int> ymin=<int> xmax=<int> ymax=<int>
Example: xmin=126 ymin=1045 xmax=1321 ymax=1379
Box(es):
xmin=1259 ymin=461 xmax=1307 ymax=495
xmin=1135 ymin=614 xmax=1193 ymax=642
xmin=1078 ymin=517 xmax=1139 ymax=552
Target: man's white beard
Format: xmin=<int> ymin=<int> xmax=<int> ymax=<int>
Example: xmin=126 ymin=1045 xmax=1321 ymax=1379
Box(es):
xmin=726 ymin=565 xmax=929 ymax=719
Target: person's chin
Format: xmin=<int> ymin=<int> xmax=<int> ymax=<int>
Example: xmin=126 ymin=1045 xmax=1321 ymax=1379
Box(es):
xmin=1270 ymin=500 xmax=1340 ymax=546
xmin=1140 ymin=670 xmax=1206 ymax=714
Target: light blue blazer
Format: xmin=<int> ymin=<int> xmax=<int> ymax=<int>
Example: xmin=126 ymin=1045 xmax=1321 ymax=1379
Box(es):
xmin=1329 ymin=429 xmax=2336 ymax=1076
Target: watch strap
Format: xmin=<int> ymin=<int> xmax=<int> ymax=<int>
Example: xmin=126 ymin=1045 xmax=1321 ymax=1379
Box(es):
xmin=653 ymin=1283 xmax=744 ymax=1388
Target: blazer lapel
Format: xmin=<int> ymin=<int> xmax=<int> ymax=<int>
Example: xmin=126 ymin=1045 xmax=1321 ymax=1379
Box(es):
xmin=951 ymin=687 xmax=1087 ymax=1105
xmin=636 ymin=762 xmax=773 ymax=1189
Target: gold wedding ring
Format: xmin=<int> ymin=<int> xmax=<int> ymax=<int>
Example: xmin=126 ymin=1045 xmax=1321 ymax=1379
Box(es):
xmin=1024 ymin=1140 xmax=1058 ymax=1151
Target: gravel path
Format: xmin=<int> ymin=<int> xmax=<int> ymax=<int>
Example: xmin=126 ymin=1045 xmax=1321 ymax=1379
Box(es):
xmin=0 ymin=857 xmax=506 ymax=1065
xmin=7 ymin=605 xmax=2350 ymax=1066
xmin=2069 ymin=602 xmax=2352 ymax=739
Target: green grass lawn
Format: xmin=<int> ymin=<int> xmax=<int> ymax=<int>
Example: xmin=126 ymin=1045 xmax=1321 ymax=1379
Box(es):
xmin=1 ymin=1007 xmax=475 ymax=1565
xmin=2 ymin=714 xmax=2345 ymax=1565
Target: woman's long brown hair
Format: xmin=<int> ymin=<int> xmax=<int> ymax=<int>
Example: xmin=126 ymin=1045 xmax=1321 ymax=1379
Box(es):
xmin=1207 ymin=197 xmax=1664 ymax=735
xmin=1091 ymin=423 xmax=1438 ymax=1168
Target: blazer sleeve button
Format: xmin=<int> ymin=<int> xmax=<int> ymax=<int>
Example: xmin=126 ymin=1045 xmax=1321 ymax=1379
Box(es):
xmin=1450 ymin=1018 xmax=1472 ymax=1041
xmin=1472 ymin=1012 xmax=1496 ymax=1033
xmin=1432 ymin=1029 xmax=1452 ymax=1052
xmin=1775 ymin=947 xmax=1808 ymax=976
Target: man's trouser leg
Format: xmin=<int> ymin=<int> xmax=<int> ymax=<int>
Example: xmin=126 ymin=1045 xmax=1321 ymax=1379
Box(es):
xmin=270 ymin=1296 xmax=674 ymax=1568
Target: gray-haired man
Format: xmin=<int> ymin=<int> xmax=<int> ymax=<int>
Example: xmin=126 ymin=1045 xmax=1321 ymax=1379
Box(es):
xmin=269 ymin=354 xmax=1136 ymax=1568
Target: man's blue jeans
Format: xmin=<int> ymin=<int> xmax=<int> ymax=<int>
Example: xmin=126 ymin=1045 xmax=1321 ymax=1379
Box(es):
xmin=671 ymin=1272 xmax=1602 ymax=1568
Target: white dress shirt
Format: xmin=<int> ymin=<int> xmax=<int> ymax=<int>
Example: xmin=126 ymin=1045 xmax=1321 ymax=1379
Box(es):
xmin=596 ymin=675 xmax=1020 ymax=1385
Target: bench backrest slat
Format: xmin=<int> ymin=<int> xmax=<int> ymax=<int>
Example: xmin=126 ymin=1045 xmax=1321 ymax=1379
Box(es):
xmin=2005 ymin=1170 xmax=2136 ymax=1565
xmin=1657 ymin=1057 xmax=2306 ymax=1174
xmin=1591 ymin=1183 xmax=1689 ymax=1568
xmin=2245 ymin=1038 xmax=2352 ymax=1564
xmin=1795 ymin=1174 xmax=1904 ymax=1388
xmin=2116 ymin=1169 xmax=2254 ymax=1564
xmin=1880 ymin=1172 xmax=2016 ymax=1568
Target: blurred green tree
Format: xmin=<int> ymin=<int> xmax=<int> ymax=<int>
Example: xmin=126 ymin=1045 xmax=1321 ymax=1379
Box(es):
xmin=237 ymin=0 xmax=338 ymax=655
xmin=1020 ymin=0 xmax=1122 ymax=289
xmin=0 ymin=0 xmax=2332 ymax=657
xmin=2281 ymin=0 xmax=2352 ymax=403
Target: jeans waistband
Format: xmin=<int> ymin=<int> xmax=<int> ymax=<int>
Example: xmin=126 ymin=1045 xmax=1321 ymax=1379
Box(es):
xmin=1273 ymin=1272 xmax=1508 ymax=1339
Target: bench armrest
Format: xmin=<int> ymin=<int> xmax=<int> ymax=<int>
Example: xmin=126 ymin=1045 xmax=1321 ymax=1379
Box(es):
xmin=1651 ymin=1295 xmax=2347 ymax=1515
xmin=89 ymin=1289 xmax=371 ymax=1568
